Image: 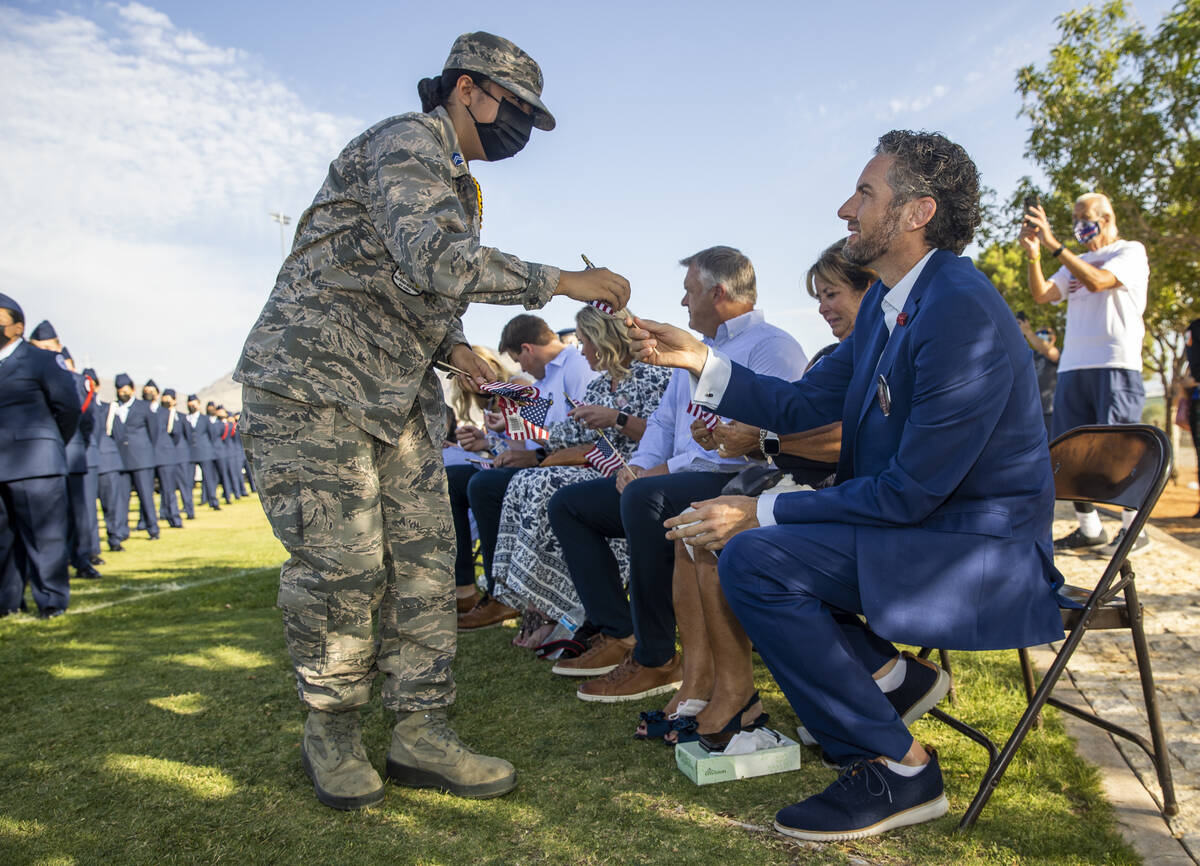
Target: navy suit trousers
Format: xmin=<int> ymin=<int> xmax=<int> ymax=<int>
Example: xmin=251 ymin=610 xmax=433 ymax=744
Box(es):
xmin=0 ymin=475 xmax=71 ymax=613
xmin=194 ymin=460 xmax=219 ymax=507
xmin=719 ymin=522 xmax=912 ymax=764
xmin=65 ymin=471 xmax=97 ymax=568
xmin=465 ymin=467 xmax=519 ymax=595
xmin=174 ymin=464 xmax=195 ymax=519
xmin=82 ymin=468 xmax=101 ymax=557
xmin=156 ymin=465 xmax=181 ymax=526
xmin=127 ymin=468 xmax=160 ymax=537
xmin=549 ymin=470 xmax=732 ymax=668
xmin=97 ymin=470 xmax=128 ymax=546
xmin=446 ymin=464 xmax=479 ymax=588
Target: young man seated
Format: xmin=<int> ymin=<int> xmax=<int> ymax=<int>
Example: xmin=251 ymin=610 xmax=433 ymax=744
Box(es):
xmin=630 ymin=130 xmax=1065 ymax=840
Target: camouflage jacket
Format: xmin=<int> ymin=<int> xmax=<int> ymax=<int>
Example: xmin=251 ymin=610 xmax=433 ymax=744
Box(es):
xmin=234 ymin=106 xmax=560 ymax=447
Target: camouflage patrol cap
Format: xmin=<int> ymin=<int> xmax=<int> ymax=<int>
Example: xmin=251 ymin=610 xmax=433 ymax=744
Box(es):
xmin=444 ymin=32 xmax=555 ymax=131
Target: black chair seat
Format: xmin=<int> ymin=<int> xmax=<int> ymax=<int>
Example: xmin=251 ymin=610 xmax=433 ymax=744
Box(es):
xmin=1059 ymin=583 xmax=1135 ymax=630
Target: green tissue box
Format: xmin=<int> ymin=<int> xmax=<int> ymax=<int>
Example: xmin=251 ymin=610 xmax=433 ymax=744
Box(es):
xmin=675 ymin=730 xmax=802 ymax=786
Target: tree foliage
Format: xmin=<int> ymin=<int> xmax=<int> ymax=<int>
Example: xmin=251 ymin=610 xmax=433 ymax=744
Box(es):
xmin=980 ymin=0 xmax=1199 ymax=440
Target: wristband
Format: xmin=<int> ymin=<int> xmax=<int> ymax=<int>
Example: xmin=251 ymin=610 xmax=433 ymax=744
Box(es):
xmin=1051 ymin=244 xmax=1065 ymax=258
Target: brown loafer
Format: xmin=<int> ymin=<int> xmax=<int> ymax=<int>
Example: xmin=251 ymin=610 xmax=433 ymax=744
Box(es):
xmin=456 ymin=590 xmax=482 ymax=615
xmin=576 ymin=652 xmax=683 ymax=703
xmin=551 ymin=632 xmax=635 ymax=677
xmin=457 ymin=596 xmax=519 ymax=631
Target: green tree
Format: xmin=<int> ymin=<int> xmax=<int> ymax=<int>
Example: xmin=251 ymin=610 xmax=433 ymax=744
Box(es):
xmin=1011 ymin=0 xmax=1199 ymax=443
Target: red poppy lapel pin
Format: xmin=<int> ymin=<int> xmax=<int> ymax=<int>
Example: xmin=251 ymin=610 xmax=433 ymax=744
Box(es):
xmin=897 ymin=312 xmax=909 ymax=326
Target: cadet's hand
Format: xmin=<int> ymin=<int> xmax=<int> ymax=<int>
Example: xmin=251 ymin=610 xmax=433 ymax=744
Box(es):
xmin=455 ymin=424 xmax=490 ymax=452
xmin=1018 ymin=222 xmax=1041 ymax=259
xmin=556 ymin=268 xmax=631 ymax=313
xmin=493 ymin=448 xmax=541 ymax=468
xmin=690 ymin=417 xmax=717 ymax=450
xmin=664 ymin=495 xmax=758 ymax=551
xmin=713 ymin=421 xmax=761 ymax=458
xmin=448 ymin=344 xmax=495 ymax=394
xmin=483 ymin=410 xmax=506 ymax=432
xmin=626 ymin=316 xmax=709 ymax=374
xmin=568 ymin=403 xmax=619 ymax=430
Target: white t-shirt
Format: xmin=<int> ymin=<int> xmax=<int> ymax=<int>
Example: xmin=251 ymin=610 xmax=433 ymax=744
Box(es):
xmin=1050 ymin=239 xmax=1148 ymax=373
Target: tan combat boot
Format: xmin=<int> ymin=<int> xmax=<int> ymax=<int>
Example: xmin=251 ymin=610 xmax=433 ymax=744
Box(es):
xmin=301 ymin=710 xmax=385 ymax=810
xmin=385 ymin=709 xmax=517 ymax=799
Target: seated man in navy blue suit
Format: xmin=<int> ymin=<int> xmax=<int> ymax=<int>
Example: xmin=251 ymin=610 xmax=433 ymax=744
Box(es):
xmin=0 ymin=294 xmax=82 ymax=617
xmin=630 ymin=131 xmax=1065 ymax=840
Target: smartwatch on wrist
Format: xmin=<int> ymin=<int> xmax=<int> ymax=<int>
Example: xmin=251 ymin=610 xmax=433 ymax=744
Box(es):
xmin=534 ymin=447 xmax=548 ymax=464
xmin=759 ymin=429 xmax=780 ymax=458
xmin=615 ymin=411 xmax=629 ymax=429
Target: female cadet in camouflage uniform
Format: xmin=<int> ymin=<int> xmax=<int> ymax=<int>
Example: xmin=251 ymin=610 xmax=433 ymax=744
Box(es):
xmin=234 ymin=32 xmax=630 ymax=810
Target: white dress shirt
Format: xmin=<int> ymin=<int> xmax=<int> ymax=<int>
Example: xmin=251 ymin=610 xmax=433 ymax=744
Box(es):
xmin=633 ymin=310 xmax=808 ymax=473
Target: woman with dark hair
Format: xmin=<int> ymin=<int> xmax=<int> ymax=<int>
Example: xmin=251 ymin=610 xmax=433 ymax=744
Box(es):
xmin=235 ymin=32 xmax=629 ymax=810
xmin=638 ymin=240 xmax=875 ymax=746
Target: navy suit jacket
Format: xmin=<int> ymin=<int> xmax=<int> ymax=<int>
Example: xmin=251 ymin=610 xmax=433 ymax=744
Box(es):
xmin=0 ymin=341 xmax=81 ymax=483
xmin=91 ymin=400 xmax=125 ymax=474
xmin=112 ymin=399 xmax=159 ymax=471
xmin=188 ymin=415 xmax=218 ymax=462
xmin=712 ymin=250 xmax=1064 ymax=651
xmin=151 ymin=407 xmax=183 ymax=466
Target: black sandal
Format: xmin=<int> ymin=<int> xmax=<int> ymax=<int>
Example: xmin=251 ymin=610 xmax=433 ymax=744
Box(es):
xmin=697 ymin=692 xmax=769 ymax=752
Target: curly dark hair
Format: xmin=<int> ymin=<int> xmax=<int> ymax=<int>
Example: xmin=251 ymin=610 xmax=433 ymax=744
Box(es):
xmin=875 ymin=130 xmax=980 ymax=255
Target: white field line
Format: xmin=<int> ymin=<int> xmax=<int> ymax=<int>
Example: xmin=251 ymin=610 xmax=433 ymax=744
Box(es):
xmin=67 ymin=565 xmax=280 ymax=614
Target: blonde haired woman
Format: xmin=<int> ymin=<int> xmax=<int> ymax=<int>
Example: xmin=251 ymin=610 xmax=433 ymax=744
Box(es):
xmin=490 ymin=305 xmax=671 ymax=647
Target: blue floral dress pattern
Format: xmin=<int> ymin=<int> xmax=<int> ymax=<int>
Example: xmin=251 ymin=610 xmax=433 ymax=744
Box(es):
xmin=491 ymin=363 xmax=671 ymax=621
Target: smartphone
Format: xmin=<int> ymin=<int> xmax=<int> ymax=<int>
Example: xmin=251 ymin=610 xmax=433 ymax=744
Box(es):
xmin=1024 ymin=194 xmax=1040 ymax=213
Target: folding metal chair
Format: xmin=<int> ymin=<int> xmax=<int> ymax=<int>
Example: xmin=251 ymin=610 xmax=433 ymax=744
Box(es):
xmin=921 ymin=423 xmax=1177 ymax=831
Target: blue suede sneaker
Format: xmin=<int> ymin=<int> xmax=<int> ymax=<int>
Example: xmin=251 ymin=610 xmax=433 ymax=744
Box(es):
xmin=797 ymin=651 xmax=950 ymax=747
xmin=774 ymin=748 xmax=948 ymax=841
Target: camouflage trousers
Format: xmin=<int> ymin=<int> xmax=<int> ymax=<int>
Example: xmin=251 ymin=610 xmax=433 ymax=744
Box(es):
xmin=241 ymin=385 xmax=455 ymax=713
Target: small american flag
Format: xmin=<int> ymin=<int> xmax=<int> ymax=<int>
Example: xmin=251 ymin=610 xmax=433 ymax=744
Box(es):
xmin=506 ymin=393 xmax=553 ymax=441
xmin=585 ymin=438 xmax=625 ymax=477
xmin=479 ymin=380 xmax=541 ymax=403
xmin=686 ymin=401 xmax=719 ymax=431
xmin=590 ymin=300 xmax=616 ymax=317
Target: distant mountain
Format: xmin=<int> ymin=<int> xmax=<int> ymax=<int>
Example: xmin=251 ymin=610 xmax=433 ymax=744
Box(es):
xmin=196 ymin=371 xmax=242 ymax=412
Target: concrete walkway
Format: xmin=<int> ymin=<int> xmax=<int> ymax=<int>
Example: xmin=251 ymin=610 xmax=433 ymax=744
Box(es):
xmin=1045 ymin=502 xmax=1200 ymax=863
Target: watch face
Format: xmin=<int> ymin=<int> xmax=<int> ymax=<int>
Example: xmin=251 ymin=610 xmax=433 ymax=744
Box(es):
xmin=764 ymin=440 xmax=780 ymax=456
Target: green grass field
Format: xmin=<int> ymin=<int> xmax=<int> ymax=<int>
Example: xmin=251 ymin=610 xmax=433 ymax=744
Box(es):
xmin=0 ymin=495 xmax=1137 ymax=865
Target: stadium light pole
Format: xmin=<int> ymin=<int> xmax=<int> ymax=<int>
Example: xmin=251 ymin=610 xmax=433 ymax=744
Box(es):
xmin=269 ymin=211 xmax=292 ymax=260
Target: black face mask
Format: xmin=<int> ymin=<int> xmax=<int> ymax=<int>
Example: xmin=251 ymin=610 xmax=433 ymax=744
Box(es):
xmin=467 ymin=91 xmax=533 ymax=161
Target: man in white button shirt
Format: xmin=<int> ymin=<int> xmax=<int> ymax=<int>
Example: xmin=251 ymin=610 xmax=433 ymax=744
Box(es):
xmin=1021 ymin=193 xmax=1150 ymax=553
xmin=456 ymin=314 xmax=598 ymax=629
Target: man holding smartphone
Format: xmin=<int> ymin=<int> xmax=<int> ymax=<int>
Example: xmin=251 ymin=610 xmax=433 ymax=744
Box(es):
xmin=1020 ymin=193 xmax=1150 ymax=554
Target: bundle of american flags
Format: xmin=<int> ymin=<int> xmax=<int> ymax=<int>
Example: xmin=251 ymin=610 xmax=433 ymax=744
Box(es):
xmin=686 ymin=401 xmax=719 ymax=431
xmin=589 ymin=300 xmax=617 ymax=317
xmin=479 ymin=380 xmax=553 ymax=441
xmin=584 ymin=438 xmax=625 ymax=477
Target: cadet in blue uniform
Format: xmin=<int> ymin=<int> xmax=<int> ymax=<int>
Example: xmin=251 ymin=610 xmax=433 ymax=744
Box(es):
xmin=111 ymin=373 xmax=161 ymax=540
xmin=160 ymin=389 xmax=194 ymax=520
xmin=0 ymin=294 xmax=82 ymax=617
xmin=93 ymin=374 xmax=130 ymax=551
xmin=81 ymin=369 xmax=111 ymax=565
xmin=186 ymin=395 xmax=220 ymax=510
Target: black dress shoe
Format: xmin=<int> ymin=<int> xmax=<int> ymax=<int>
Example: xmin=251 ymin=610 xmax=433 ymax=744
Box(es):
xmin=75 ymin=564 xmax=103 ymax=580
xmin=109 ymin=542 xmax=125 ymax=552
xmin=148 ymin=534 xmax=160 ymax=541
xmin=89 ymin=555 xmax=106 ymax=566
xmin=37 ymin=608 xmax=65 ymax=619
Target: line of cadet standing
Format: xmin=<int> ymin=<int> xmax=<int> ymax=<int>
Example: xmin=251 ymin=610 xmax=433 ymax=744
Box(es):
xmin=0 ymin=297 xmax=255 ymax=619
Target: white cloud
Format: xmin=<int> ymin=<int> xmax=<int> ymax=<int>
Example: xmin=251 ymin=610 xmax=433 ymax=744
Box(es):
xmin=0 ymin=3 xmax=361 ymax=391
xmin=887 ymin=84 xmax=950 ymax=117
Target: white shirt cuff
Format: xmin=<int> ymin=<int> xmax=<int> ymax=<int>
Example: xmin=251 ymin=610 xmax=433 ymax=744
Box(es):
xmin=689 ymin=348 xmax=730 ymax=409
xmin=756 ymin=492 xmax=779 ymax=528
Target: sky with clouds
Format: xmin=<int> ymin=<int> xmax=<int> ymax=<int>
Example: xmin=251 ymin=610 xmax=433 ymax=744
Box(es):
xmin=0 ymin=0 xmax=1177 ymax=396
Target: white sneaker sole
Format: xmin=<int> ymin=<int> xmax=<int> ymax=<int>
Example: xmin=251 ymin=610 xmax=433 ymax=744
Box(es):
xmin=796 ymin=664 xmax=951 ymax=745
xmin=551 ymin=661 xmax=619 ymax=677
xmin=575 ymin=679 xmax=683 ymax=703
xmin=773 ymin=793 xmax=948 ymax=841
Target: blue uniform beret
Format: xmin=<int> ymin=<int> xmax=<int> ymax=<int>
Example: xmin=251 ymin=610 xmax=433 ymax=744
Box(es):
xmin=187 ymin=393 xmax=199 ymax=402
xmin=83 ymin=368 xmax=98 ymax=383
xmin=0 ymin=293 xmax=22 ymax=320
xmin=115 ymin=373 xmax=134 ymax=389
xmin=162 ymin=388 xmax=176 ymax=398
xmin=31 ymin=320 xmax=57 ymax=340
xmin=144 ymin=378 xmax=158 ymax=390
